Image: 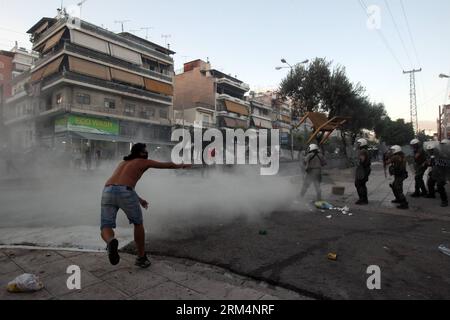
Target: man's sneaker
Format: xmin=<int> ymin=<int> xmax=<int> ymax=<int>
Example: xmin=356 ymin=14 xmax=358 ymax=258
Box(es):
xmin=410 ymin=193 xmax=421 ymax=198
xmin=426 ymin=194 xmax=436 ymax=199
xmin=397 ymin=203 xmax=409 ymax=210
xmin=391 ymin=199 xmax=401 ymax=204
xmin=355 ymin=200 xmax=369 ymax=205
xmin=135 ymin=255 xmax=152 ymax=269
xmin=441 ymin=202 xmax=449 ymax=208
xmin=107 ymin=239 xmax=120 ymax=266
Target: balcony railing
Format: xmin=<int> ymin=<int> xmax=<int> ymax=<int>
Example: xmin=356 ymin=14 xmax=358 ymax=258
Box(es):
xmin=217 ymin=94 xmax=250 ymax=106
xmin=41 ymin=72 xmax=173 ymax=104
xmin=216 ymin=77 xmax=250 ymax=92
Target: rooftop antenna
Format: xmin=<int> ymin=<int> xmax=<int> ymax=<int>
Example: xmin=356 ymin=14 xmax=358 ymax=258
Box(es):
xmin=161 ymin=34 xmax=171 ymax=49
xmin=141 ymin=27 xmax=153 ymax=40
xmin=114 ymin=20 xmax=131 ymax=33
xmin=77 ymin=0 xmax=88 ymax=19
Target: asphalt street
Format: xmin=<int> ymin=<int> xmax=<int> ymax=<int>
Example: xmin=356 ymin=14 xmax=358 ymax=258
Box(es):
xmin=125 ymin=166 xmax=450 ymax=300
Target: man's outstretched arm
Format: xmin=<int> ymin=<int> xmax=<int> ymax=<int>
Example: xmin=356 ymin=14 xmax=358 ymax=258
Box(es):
xmin=146 ymin=160 xmax=191 ymax=169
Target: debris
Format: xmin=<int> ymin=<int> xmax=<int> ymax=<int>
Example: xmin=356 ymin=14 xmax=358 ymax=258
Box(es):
xmin=326 ymin=215 xmax=332 ymax=219
xmin=7 ymin=274 xmax=44 ymax=293
xmin=315 ymin=201 xmax=334 ymax=210
xmin=327 ymin=253 xmax=338 ymax=261
xmin=259 ymin=230 xmax=268 ymax=236
xmin=438 ymin=245 xmax=450 ymax=257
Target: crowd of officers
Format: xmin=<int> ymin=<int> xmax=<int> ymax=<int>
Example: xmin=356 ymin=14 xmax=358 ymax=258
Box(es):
xmin=300 ymin=138 xmax=450 ymax=209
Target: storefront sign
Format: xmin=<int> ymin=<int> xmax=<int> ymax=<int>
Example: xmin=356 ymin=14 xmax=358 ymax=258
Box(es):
xmin=55 ymin=115 xmax=119 ymax=135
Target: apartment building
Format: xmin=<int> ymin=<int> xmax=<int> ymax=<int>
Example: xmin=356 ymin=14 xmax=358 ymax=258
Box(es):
xmin=247 ymin=93 xmax=273 ymax=130
xmin=173 ymin=59 xmax=251 ymax=130
xmin=3 ymin=13 xmax=175 ymax=158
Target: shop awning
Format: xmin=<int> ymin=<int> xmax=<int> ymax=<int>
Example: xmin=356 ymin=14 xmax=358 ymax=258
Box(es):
xmin=225 ymin=100 xmax=249 ymax=116
xmin=42 ymin=56 xmax=64 ymax=78
xmin=31 ymin=66 xmax=46 ymax=83
xmin=144 ymin=78 xmax=174 ymax=96
xmin=111 ymin=68 xmax=145 ymax=87
xmin=70 ymin=132 xmax=131 ymax=143
xmin=69 ymin=56 xmax=111 ymax=81
xmin=253 ymin=118 xmax=273 ymax=129
xmin=43 ymin=29 xmax=65 ymax=53
xmin=223 ymin=117 xmax=236 ymax=128
xmin=223 ymin=117 xmax=248 ymax=129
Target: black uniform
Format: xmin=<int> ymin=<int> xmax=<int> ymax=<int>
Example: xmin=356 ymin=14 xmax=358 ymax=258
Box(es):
xmin=389 ymin=152 xmax=409 ymax=209
xmin=411 ymin=146 xmax=428 ymax=197
xmin=355 ymin=148 xmax=371 ymax=204
xmin=427 ymin=151 xmax=448 ymax=207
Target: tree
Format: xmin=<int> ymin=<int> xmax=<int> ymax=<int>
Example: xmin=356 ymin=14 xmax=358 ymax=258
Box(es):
xmin=280 ymin=57 xmax=387 ymax=157
xmin=280 ymin=58 xmax=331 ymax=114
xmin=374 ymin=118 xmax=415 ymax=146
xmin=416 ymin=130 xmax=433 ymax=143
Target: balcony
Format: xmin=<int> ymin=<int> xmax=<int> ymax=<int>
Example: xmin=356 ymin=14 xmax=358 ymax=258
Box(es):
xmin=216 ymin=77 xmax=250 ymax=92
xmin=217 ymin=94 xmax=250 ymax=106
xmin=41 ymin=71 xmax=173 ymax=105
xmin=33 ymin=42 xmax=174 ymax=84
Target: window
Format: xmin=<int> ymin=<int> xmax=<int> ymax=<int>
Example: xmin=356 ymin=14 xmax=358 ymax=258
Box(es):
xmin=202 ymin=115 xmax=210 ymax=124
xmin=0 ymin=62 xmax=4 ymax=69
xmin=76 ymin=93 xmax=91 ymax=105
xmin=56 ymin=93 xmax=63 ymax=105
xmin=104 ymin=98 xmax=116 ymax=109
xmin=141 ymin=107 xmax=155 ymax=119
xmin=159 ymin=109 xmax=168 ymax=119
xmin=125 ymin=103 xmax=136 ymax=115
xmin=0 ymin=73 xmax=3 ymax=81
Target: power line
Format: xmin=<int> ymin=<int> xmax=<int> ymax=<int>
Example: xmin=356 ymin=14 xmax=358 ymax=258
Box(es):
xmin=0 ymin=26 xmax=28 ymax=35
xmin=357 ymin=0 xmax=404 ymax=71
xmin=400 ymin=0 xmax=421 ymax=68
xmin=384 ymin=0 xmax=413 ymax=68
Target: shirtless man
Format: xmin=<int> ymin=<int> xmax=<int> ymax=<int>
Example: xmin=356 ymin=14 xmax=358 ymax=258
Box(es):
xmin=101 ymin=143 xmax=190 ymax=268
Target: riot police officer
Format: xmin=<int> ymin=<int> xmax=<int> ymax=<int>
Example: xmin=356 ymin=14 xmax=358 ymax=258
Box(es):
xmin=355 ymin=138 xmax=371 ymax=205
xmin=388 ymin=145 xmax=409 ymax=209
xmin=410 ymin=139 xmax=428 ymax=197
xmin=426 ymin=142 xmax=448 ymax=208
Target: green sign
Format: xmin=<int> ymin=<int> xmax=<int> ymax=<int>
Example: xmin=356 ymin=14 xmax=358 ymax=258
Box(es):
xmin=55 ymin=115 xmax=119 ymax=135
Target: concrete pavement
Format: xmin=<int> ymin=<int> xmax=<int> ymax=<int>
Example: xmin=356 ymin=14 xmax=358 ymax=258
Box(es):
xmin=0 ymin=248 xmax=309 ymax=300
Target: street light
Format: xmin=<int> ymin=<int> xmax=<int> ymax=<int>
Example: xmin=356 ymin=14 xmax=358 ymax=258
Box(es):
xmin=438 ymin=73 xmax=450 ymax=141
xmin=276 ymin=58 xmax=309 ymax=160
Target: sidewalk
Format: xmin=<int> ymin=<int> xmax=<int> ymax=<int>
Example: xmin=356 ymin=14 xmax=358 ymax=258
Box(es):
xmin=0 ymin=248 xmax=310 ymax=300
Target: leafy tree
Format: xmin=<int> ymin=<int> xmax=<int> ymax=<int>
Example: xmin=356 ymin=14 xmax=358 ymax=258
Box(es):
xmin=374 ymin=118 xmax=415 ymax=146
xmin=280 ymin=57 xmax=387 ymax=157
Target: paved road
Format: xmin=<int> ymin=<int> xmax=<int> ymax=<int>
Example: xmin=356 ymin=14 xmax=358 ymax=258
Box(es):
xmin=126 ymin=165 xmax=450 ymax=300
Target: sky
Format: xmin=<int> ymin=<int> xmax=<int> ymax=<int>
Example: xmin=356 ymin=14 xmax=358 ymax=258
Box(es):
xmin=0 ymin=0 xmax=449 ymax=130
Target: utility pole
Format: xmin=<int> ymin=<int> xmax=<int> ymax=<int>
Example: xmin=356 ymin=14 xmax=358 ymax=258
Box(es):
xmin=114 ymin=20 xmax=130 ymax=33
xmin=403 ymin=68 xmax=422 ymax=134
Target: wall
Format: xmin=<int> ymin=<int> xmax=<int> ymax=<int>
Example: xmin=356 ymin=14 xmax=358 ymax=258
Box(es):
xmin=173 ymin=64 xmax=216 ymax=112
xmin=53 ymin=85 xmax=171 ymax=122
xmin=0 ymin=54 xmax=13 ymax=98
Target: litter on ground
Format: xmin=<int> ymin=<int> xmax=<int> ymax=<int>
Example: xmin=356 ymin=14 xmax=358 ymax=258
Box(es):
xmin=7 ymin=274 xmax=44 ymax=293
